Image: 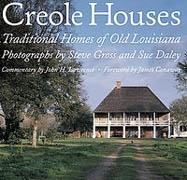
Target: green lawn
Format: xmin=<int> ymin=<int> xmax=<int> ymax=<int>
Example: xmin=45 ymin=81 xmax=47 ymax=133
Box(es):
xmin=0 ymin=139 xmax=120 ymax=180
xmin=141 ymin=139 xmax=187 ymax=180
xmin=107 ymin=139 xmax=187 ymax=180
xmin=107 ymin=144 xmax=138 ymax=180
xmin=0 ymin=138 xmax=187 ymax=180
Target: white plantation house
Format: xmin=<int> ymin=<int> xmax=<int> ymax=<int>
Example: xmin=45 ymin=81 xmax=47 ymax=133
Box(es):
xmin=93 ymin=81 xmax=187 ymax=139
xmin=93 ymin=81 xmax=171 ymax=139
xmin=171 ymin=121 xmax=187 ymax=138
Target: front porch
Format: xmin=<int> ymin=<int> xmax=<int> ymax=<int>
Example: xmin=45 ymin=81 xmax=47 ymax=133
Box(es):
xmin=93 ymin=112 xmax=171 ymax=139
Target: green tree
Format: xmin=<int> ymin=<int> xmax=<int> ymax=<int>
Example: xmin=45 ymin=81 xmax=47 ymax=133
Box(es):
xmin=170 ymin=96 xmax=187 ymax=126
xmin=177 ymin=53 xmax=187 ymax=92
xmin=0 ymin=0 xmax=84 ymax=146
xmin=74 ymin=104 xmax=92 ymax=132
xmin=59 ymin=102 xmax=92 ymax=134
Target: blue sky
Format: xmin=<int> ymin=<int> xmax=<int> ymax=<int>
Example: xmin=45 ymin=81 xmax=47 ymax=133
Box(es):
xmin=72 ymin=0 xmax=187 ymax=110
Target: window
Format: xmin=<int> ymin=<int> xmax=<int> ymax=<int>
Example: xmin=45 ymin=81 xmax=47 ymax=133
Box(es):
xmin=180 ymin=125 xmax=187 ymax=132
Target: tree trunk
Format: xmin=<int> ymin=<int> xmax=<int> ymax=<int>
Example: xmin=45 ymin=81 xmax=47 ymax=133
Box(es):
xmin=32 ymin=120 xmax=38 ymax=148
xmin=4 ymin=113 xmax=20 ymax=143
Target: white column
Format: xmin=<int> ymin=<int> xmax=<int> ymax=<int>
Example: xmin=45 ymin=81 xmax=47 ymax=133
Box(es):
xmin=123 ymin=113 xmax=126 ymax=138
xmin=138 ymin=112 xmax=141 ymax=138
xmin=173 ymin=124 xmax=177 ymax=137
xmin=93 ymin=113 xmax=96 ymax=138
xmin=153 ymin=112 xmax=156 ymax=138
xmin=107 ymin=113 xmax=111 ymax=138
xmin=168 ymin=113 xmax=171 ymax=138
xmin=174 ymin=123 xmax=180 ymax=137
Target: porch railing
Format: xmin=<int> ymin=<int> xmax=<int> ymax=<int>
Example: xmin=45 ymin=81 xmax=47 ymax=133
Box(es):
xmin=95 ymin=118 xmax=169 ymax=126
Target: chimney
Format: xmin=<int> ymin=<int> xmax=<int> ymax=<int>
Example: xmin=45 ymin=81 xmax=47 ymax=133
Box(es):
xmin=116 ymin=81 xmax=121 ymax=89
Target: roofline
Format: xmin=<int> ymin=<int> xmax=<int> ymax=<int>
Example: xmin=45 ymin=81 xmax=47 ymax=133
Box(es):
xmin=119 ymin=86 xmax=170 ymax=112
xmin=147 ymin=87 xmax=170 ymax=112
xmin=116 ymin=86 xmax=149 ymax=88
xmin=94 ymin=86 xmax=170 ymax=113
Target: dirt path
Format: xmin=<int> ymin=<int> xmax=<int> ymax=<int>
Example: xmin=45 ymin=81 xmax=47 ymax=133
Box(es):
xmin=133 ymin=143 xmax=165 ymax=180
xmin=86 ymin=145 xmax=124 ymax=180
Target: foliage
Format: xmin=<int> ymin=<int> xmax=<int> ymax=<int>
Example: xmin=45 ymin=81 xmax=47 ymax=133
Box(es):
xmin=21 ymin=128 xmax=33 ymax=142
xmin=170 ymin=96 xmax=187 ymax=126
xmin=75 ymin=104 xmax=93 ymax=132
xmin=0 ymin=0 xmax=85 ymax=143
xmin=45 ymin=128 xmax=58 ymax=143
xmin=59 ymin=103 xmax=92 ymax=133
xmin=177 ymin=53 xmax=187 ymax=92
xmin=0 ymin=139 xmax=118 ymax=180
xmin=22 ymin=114 xmax=58 ymax=139
xmin=5 ymin=130 xmax=23 ymax=145
xmin=0 ymin=127 xmax=5 ymax=141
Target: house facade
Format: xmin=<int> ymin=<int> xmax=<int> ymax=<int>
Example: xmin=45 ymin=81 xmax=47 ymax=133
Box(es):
xmin=171 ymin=123 xmax=187 ymax=138
xmin=93 ymin=81 xmax=171 ymax=139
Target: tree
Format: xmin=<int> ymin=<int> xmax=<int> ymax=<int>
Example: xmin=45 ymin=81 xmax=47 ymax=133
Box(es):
xmin=170 ymin=96 xmax=187 ymax=126
xmin=0 ymin=0 xmax=84 ymax=146
xmin=74 ymin=104 xmax=92 ymax=132
xmin=0 ymin=0 xmax=31 ymax=142
xmin=59 ymin=102 xmax=92 ymax=133
xmin=176 ymin=53 xmax=187 ymax=92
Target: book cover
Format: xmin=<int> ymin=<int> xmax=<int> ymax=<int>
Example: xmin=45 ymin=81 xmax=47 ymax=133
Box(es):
xmin=0 ymin=0 xmax=187 ymax=179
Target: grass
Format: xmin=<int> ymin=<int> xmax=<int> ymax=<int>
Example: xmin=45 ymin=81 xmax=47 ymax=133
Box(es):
xmin=107 ymin=144 xmax=138 ymax=180
xmin=0 ymin=138 xmax=120 ymax=180
xmin=153 ymin=139 xmax=187 ymax=162
xmin=139 ymin=139 xmax=187 ymax=180
xmin=0 ymin=138 xmax=187 ymax=180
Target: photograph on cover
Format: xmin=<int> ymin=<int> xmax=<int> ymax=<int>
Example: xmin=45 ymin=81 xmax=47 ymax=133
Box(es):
xmin=0 ymin=0 xmax=187 ymax=179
